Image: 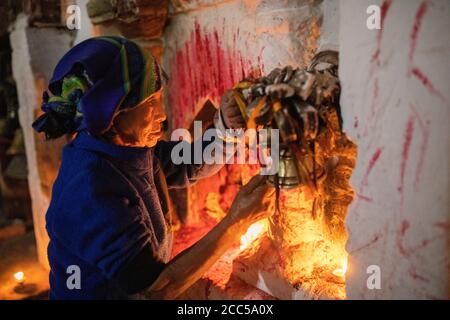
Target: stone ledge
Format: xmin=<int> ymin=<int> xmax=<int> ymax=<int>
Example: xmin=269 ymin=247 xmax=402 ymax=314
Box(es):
xmin=179 ymin=247 xmax=275 ymax=300
xmin=172 ymin=221 xmax=274 ymax=300
xmin=233 ymin=236 xmax=346 ymax=300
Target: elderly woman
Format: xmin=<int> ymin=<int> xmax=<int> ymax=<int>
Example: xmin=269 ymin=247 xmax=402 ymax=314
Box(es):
xmin=32 ymin=36 xmax=274 ymax=300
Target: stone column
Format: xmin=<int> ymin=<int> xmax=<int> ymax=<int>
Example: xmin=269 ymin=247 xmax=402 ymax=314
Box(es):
xmin=10 ymin=14 xmax=75 ymax=268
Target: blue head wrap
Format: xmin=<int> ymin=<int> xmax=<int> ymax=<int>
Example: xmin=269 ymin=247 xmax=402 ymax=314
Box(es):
xmin=32 ymin=36 xmax=163 ymax=139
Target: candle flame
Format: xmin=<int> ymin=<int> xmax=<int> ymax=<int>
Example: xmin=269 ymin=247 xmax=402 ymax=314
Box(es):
xmin=240 ymin=220 xmax=268 ymax=250
xmin=14 ymin=271 xmax=25 ymax=283
xmin=332 ymin=257 xmax=348 ymax=278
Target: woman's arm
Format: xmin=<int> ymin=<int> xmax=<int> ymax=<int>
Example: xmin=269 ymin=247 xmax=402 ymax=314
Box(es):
xmin=141 ymin=213 xmax=246 ymax=300
xmin=136 ymin=175 xmax=274 ymax=300
xmin=154 ymin=135 xmax=231 ymax=189
xmin=154 ymin=90 xmax=244 ymax=189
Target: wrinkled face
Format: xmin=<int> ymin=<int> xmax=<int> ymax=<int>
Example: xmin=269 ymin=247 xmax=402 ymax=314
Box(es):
xmin=110 ymin=89 xmax=167 ymax=148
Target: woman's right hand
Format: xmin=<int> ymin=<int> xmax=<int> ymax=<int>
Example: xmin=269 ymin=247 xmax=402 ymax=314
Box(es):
xmin=146 ymin=175 xmax=275 ymax=300
xmin=227 ymin=175 xmax=276 ymax=227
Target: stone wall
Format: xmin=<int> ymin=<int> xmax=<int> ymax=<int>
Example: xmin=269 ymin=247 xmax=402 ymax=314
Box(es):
xmin=164 ymin=0 xmax=333 ymax=130
xmin=163 ymin=0 xmax=338 ymax=225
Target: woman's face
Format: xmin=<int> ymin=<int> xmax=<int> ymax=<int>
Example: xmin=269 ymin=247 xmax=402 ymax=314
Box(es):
xmin=110 ymin=90 xmax=167 ymax=147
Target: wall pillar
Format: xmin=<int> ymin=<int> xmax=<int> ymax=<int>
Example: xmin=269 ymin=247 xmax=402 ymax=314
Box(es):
xmin=10 ymin=14 xmax=74 ymax=268
xmin=341 ymin=0 xmax=450 ymax=299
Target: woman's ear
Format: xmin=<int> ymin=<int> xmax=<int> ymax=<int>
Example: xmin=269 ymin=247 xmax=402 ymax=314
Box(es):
xmin=103 ymin=114 xmax=136 ymax=146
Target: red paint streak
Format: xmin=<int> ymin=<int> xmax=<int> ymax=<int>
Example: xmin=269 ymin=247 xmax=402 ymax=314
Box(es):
xmin=363 ymin=78 xmax=380 ymax=138
xmin=353 ymin=117 xmax=358 ymax=129
xmin=410 ymin=67 xmax=447 ymax=103
xmin=398 ymin=219 xmax=412 ymax=255
xmin=398 ymin=116 xmax=415 ymax=197
xmin=349 ymin=232 xmax=382 ymax=253
xmin=397 ymin=219 xmax=444 ymax=258
xmin=371 ymin=78 xmax=379 ymax=117
xmin=434 ymin=222 xmax=450 ymax=231
xmin=396 ymin=219 xmax=411 ymax=257
xmin=414 ymin=126 xmax=429 ymax=189
xmin=359 ymin=147 xmax=384 ymax=195
xmin=356 ymin=193 xmax=373 ymax=202
xmin=410 ymin=105 xmax=430 ymax=189
xmin=400 ymin=219 xmax=410 ymax=237
xmin=408 ymin=1 xmax=429 ymax=66
xmin=169 ymin=22 xmax=262 ymax=129
xmin=408 ymin=266 xmax=429 ymax=282
xmin=407 ymin=2 xmax=449 ymax=105
xmin=371 ymin=0 xmax=393 ymax=64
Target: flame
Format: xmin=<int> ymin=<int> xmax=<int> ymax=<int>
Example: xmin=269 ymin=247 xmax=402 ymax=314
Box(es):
xmin=14 ymin=271 xmax=25 ymax=283
xmin=240 ymin=219 xmax=268 ymax=250
xmin=332 ymin=257 xmax=348 ymax=278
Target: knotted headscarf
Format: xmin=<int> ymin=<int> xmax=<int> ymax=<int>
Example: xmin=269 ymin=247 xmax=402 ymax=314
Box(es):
xmin=32 ymin=36 xmax=163 ymax=139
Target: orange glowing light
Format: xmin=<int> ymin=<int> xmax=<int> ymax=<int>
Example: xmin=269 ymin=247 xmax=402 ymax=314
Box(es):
xmin=14 ymin=271 xmax=25 ymax=283
xmin=240 ymin=219 xmax=268 ymax=250
xmin=332 ymin=258 xmax=348 ymax=278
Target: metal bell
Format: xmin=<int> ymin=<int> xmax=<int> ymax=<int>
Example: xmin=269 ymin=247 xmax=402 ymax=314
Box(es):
xmin=267 ymin=147 xmax=300 ymax=188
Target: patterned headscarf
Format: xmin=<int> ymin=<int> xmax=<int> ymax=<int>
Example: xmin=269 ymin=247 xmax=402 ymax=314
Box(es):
xmin=32 ymin=36 xmax=163 ymax=139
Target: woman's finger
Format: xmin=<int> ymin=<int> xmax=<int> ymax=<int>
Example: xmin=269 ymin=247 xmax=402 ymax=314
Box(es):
xmin=255 ymin=183 xmax=275 ymax=199
xmin=225 ymin=115 xmax=246 ymax=129
xmin=227 ymin=114 xmax=245 ymax=123
xmin=243 ymin=175 xmax=268 ymax=193
xmin=225 ymin=107 xmax=244 ymax=117
xmin=220 ymin=90 xmax=234 ymax=105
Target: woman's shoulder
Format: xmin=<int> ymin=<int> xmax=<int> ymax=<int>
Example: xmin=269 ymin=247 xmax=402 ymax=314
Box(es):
xmin=56 ymin=143 xmax=129 ymax=196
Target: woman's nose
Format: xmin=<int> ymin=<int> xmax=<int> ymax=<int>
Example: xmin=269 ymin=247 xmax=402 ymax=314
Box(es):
xmin=155 ymin=104 xmax=167 ymax=122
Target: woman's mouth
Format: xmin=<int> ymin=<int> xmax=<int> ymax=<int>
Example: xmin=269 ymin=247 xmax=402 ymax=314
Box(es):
xmin=149 ymin=128 xmax=163 ymax=137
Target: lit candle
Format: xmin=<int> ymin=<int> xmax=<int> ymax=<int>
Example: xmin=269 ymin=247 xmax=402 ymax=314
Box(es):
xmin=332 ymin=258 xmax=348 ymax=278
xmin=13 ymin=270 xmax=36 ymax=295
xmin=14 ymin=271 xmax=25 ymax=285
